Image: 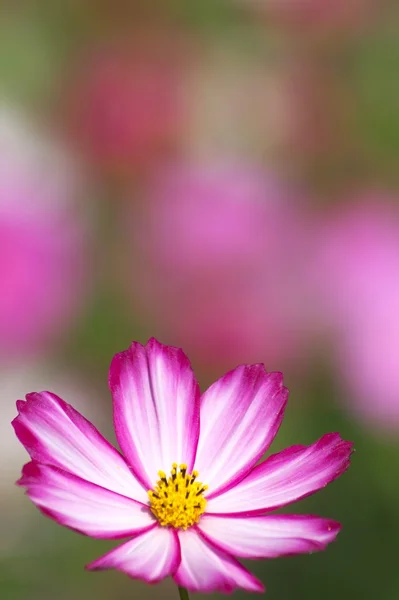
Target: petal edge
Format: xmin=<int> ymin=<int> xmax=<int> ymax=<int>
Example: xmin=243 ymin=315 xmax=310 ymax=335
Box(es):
xmin=12 ymin=391 xmax=148 ymax=503
xmin=86 ymin=525 xmax=181 ymax=584
xmin=109 ymin=338 xmax=200 ymax=489
xmin=174 ymin=528 xmax=264 ymax=594
xmin=198 ymin=514 xmax=341 ymax=558
xmin=206 ymin=433 xmax=353 ymax=515
xmin=195 ymin=365 xmax=288 ymax=497
xmin=18 ymin=461 xmax=155 ymax=539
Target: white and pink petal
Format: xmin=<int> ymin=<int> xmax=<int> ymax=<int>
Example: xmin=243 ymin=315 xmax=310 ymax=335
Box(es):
xmin=12 ymin=391 xmax=148 ymax=503
xmin=174 ymin=528 xmax=264 ymax=594
xmin=86 ymin=525 xmax=180 ymax=584
xmin=198 ymin=514 xmax=341 ymax=558
xmin=206 ymin=433 xmax=353 ymax=515
xmin=195 ymin=365 xmax=288 ymax=497
xmin=18 ymin=462 xmax=155 ymax=539
xmin=109 ymin=339 xmax=200 ymax=490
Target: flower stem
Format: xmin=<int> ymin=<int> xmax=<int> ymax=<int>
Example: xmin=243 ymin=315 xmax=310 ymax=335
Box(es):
xmin=178 ymin=586 xmax=190 ymax=600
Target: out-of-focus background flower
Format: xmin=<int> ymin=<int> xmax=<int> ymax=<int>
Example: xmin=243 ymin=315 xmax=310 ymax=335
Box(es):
xmin=1 ymin=2 xmax=398 ymax=599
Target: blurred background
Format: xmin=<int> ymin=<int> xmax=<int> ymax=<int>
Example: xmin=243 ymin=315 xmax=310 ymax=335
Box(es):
xmin=1 ymin=1 xmax=398 ymax=599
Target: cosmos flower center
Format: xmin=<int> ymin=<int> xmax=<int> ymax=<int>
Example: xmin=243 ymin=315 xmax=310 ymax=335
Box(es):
xmin=148 ymin=463 xmax=208 ymax=530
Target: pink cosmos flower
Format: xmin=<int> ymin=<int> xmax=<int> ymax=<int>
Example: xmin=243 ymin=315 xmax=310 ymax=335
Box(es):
xmin=13 ymin=339 xmax=352 ymax=594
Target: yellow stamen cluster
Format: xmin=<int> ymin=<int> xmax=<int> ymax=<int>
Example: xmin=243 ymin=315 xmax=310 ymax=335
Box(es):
xmin=148 ymin=463 xmax=208 ymax=530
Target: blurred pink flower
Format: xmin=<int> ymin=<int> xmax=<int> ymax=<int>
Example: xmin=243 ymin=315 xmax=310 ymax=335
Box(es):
xmin=66 ymin=36 xmax=189 ymax=175
xmin=129 ymin=162 xmax=315 ymax=370
xmin=0 ymin=106 xmax=90 ymax=361
xmin=317 ymin=194 xmax=399 ymax=431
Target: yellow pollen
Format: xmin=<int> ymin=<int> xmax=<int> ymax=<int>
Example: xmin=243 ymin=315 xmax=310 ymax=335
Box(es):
xmin=148 ymin=463 xmax=208 ymax=530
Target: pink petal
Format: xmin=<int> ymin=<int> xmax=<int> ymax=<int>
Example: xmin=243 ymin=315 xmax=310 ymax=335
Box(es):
xmin=194 ymin=365 xmax=288 ymax=497
xmin=206 ymin=433 xmax=352 ymax=514
xmin=174 ymin=528 xmax=264 ymax=594
xmin=12 ymin=391 xmax=148 ymax=503
xmin=109 ymin=338 xmax=200 ymax=489
xmin=18 ymin=461 xmax=155 ymax=539
xmin=198 ymin=514 xmax=341 ymax=558
xmin=86 ymin=525 xmax=180 ymax=583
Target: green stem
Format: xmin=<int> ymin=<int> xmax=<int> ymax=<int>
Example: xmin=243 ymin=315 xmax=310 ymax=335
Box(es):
xmin=178 ymin=586 xmax=190 ymax=600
